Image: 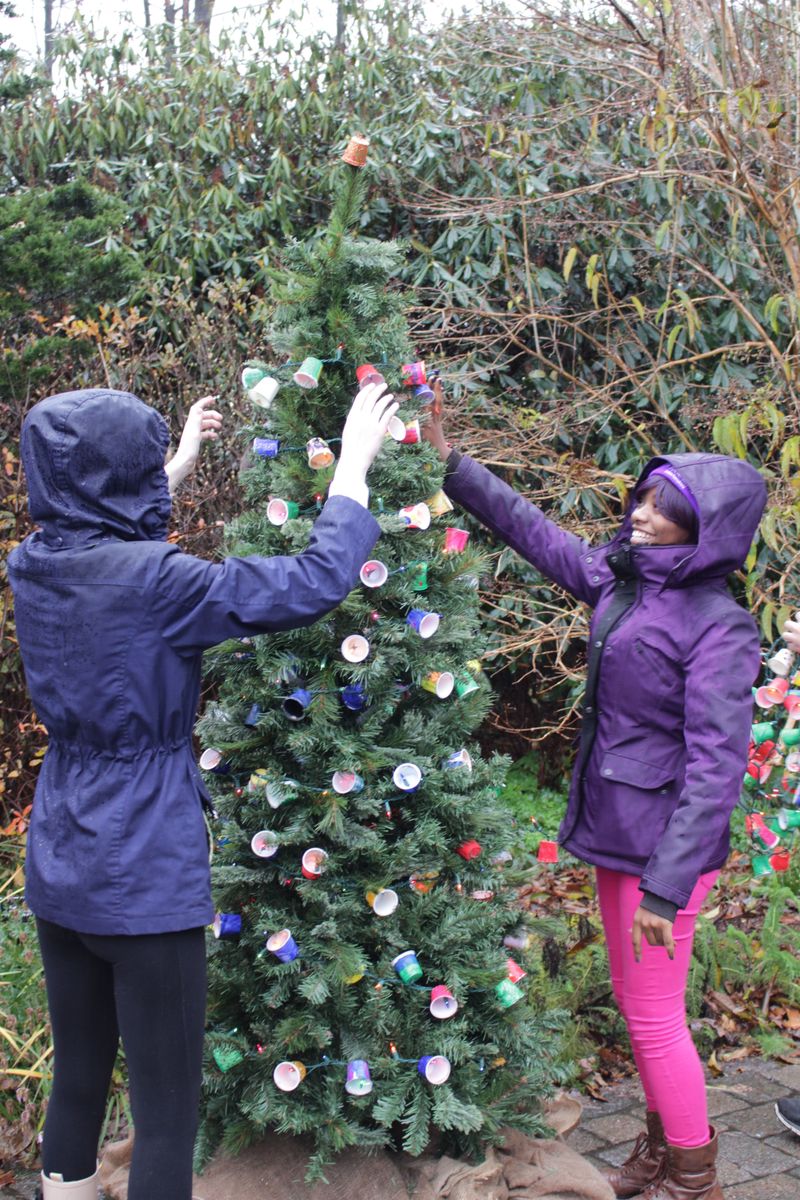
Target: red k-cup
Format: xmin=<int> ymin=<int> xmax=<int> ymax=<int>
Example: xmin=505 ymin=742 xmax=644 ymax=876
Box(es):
xmin=537 ymin=840 xmax=559 ymax=863
xmin=301 ymin=847 xmax=329 ymax=879
xmin=456 ymin=839 xmax=482 ymax=861
xmin=763 ymin=677 xmax=790 ymax=705
xmin=401 ymin=361 xmax=427 ymax=387
xmin=429 ymin=985 xmax=458 ymax=1019
xmin=401 ymin=419 xmax=421 ymax=444
xmin=251 ymin=830 xmax=279 ymax=859
xmin=443 ymin=527 xmax=469 ymax=553
xmin=356 ymin=362 xmax=385 ymax=387
xmin=771 ymin=849 xmax=791 ymax=872
xmin=360 ymin=559 xmax=389 ymax=588
xmin=506 ymin=958 xmax=527 ymax=984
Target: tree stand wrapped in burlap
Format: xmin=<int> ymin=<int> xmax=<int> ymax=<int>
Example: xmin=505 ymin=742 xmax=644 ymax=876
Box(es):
xmin=98 ymin=1096 xmax=613 ymax=1200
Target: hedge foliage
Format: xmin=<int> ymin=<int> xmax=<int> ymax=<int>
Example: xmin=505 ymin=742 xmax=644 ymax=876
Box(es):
xmin=1 ymin=0 xmax=799 ymax=827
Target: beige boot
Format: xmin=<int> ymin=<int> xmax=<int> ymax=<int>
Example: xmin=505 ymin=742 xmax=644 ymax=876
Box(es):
xmin=40 ymin=1165 xmax=100 ymax=1199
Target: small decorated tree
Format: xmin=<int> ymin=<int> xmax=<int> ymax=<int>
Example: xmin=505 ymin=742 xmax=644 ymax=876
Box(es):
xmin=740 ymin=622 xmax=800 ymax=875
xmin=195 ymin=137 xmax=562 ymax=1177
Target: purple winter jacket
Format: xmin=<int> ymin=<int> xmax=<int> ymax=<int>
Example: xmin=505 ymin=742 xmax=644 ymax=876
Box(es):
xmin=444 ymin=451 xmax=766 ymax=916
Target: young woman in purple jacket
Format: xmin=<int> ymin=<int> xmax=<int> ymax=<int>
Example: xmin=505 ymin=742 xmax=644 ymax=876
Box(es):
xmin=425 ymin=405 xmax=766 ymax=1200
xmin=9 ymin=383 xmax=397 ymax=1200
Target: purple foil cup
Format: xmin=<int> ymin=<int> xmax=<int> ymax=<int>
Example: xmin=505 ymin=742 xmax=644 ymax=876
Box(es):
xmin=443 ymin=748 xmax=473 ymax=771
xmin=283 ymin=688 xmax=313 ymax=720
xmin=252 ymin=436 xmax=280 ymax=458
xmin=199 ymin=748 xmax=230 ymax=774
xmin=266 ymin=928 xmax=300 ymax=962
xmin=213 ymin=912 xmax=242 ymax=939
xmin=392 ymin=762 xmax=422 ymax=791
xmin=407 ymin=609 xmax=441 ymax=638
xmin=417 ymin=1055 xmax=451 ymax=1085
xmin=341 ymin=683 xmax=368 ymax=711
xmin=345 ymin=1059 xmax=373 ymax=1096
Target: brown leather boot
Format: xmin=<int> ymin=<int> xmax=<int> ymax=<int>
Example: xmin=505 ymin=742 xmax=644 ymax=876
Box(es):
xmin=608 ymin=1111 xmax=667 ymax=1197
xmin=639 ymin=1127 xmax=724 ymax=1199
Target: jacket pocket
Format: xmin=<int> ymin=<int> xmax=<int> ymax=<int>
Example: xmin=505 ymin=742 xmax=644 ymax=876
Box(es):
xmin=633 ymin=637 xmax=682 ymax=694
xmin=598 ymin=750 xmax=680 ymax=791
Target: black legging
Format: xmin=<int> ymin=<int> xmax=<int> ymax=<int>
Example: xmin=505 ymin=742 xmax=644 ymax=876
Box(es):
xmin=36 ymin=918 xmax=206 ymax=1200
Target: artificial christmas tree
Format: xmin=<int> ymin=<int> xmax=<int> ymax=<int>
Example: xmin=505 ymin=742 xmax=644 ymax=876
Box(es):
xmin=194 ymin=137 xmax=562 ymax=1178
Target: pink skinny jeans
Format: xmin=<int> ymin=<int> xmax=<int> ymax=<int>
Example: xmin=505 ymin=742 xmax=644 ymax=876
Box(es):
xmin=595 ymin=866 xmax=720 ymax=1147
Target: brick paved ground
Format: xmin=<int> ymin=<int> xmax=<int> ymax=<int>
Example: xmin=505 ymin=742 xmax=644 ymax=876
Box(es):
xmin=4 ymin=1058 xmax=799 ymax=1197
xmin=567 ymin=1058 xmax=800 ymax=1199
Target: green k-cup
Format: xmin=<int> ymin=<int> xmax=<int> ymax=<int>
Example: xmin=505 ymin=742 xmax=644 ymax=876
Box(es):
xmin=495 ymin=978 xmax=525 ymax=1008
xmin=293 ymin=356 xmax=324 ymax=388
xmin=455 ymin=674 xmax=480 ymax=699
xmin=751 ymin=853 xmax=773 ymax=877
xmin=410 ymin=561 xmax=428 ymax=591
xmin=267 ymin=498 xmax=300 ymax=526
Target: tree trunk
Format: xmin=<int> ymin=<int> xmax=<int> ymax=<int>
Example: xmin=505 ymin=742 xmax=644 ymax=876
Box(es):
xmin=164 ymin=0 xmax=175 ymax=59
xmin=143 ymin=0 xmax=151 ymax=28
xmin=335 ymin=0 xmax=346 ymax=52
xmin=43 ymin=0 xmax=53 ymax=79
xmin=194 ymin=0 xmax=214 ymax=32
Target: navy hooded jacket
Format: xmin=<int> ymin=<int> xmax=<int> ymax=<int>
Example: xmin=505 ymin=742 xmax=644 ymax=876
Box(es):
xmin=8 ymin=389 xmax=381 ymax=935
xmin=444 ymin=450 xmax=767 ymax=916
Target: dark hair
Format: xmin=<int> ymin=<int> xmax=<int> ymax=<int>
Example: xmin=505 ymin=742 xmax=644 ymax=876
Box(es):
xmin=634 ymin=476 xmax=698 ymax=540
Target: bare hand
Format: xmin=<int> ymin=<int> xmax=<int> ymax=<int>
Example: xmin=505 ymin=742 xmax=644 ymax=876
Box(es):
xmin=166 ymin=394 xmax=222 ymax=494
xmin=421 ymin=378 xmax=451 ymax=462
xmin=338 ymin=381 xmax=399 ymax=476
xmin=177 ymin=394 xmax=222 ymax=460
xmin=631 ymin=905 xmax=675 ymax=962
xmin=782 ymin=614 xmax=800 ymax=654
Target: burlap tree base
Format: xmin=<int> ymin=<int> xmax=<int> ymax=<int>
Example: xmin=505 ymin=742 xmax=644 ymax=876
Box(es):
xmin=99 ymin=1097 xmax=613 ymax=1200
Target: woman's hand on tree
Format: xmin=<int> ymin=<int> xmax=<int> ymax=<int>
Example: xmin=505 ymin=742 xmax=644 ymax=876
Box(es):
xmin=782 ymin=614 xmax=800 ymax=654
xmin=165 ymin=394 xmax=223 ymax=495
xmin=337 ymin=381 xmax=399 ymax=477
xmin=631 ymin=905 xmax=675 ymax=962
xmin=421 ymin=378 xmax=452 ymax=463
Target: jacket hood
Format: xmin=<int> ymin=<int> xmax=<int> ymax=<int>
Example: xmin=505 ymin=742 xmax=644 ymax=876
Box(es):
xmin=21 ymin=389 xmax=171 ymax=547
xmin=613 ymin=452 xmax=766 ymax=585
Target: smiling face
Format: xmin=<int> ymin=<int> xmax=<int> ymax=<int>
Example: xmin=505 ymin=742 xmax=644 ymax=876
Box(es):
xmin=630 ymin=486 xmax=694 ymax=547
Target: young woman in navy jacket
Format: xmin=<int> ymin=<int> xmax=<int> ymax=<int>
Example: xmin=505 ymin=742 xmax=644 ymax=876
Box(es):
xmin=9 ymin=383 xmax=396 ymax=1200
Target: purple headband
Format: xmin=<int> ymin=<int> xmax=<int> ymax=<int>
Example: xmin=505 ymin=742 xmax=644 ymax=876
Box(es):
xmin=642 ymin=465 xmax=700 ymax=518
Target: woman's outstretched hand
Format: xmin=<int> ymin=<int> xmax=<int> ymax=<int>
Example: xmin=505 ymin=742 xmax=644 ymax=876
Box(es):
xmin=782 ymin=613 xmax=800 ymax=654
xmin=631 ymin=905 xmax=675 ymax=962
xmin=337 ymin=381 xmax=399 ymax=477
xmin=421 ymin=378 xmax=452 ymax=463
xmin=166 ymin=394 xmax=223 ymax=495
